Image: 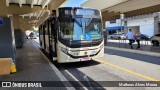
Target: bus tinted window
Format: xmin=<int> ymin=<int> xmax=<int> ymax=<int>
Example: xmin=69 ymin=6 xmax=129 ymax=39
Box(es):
xmin=59 ymin=9 xmax=72 ymax=16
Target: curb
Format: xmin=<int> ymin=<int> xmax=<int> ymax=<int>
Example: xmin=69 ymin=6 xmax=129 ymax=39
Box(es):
xmin=105 ymin=46 xmax=160 ymax=58
xmin=32 ymin=40 xmax=76 ymax=90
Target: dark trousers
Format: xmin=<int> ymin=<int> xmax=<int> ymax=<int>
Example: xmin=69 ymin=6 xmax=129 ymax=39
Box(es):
xmin=129 ymin=39 xmax=135 ymax=49
xmin=136 ymin=40 xmax=140 ymax=48
xmin=104 ymin=38 xmax=107 ymax=45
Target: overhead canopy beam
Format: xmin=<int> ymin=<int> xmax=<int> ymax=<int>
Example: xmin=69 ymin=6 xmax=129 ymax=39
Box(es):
xmin=20 ymin=20 xmax=38 ymax=24
xmin=29 ymin=14 xmax=31 ymax=19
xmin=102 ymin=11 xmax=120 ymax=20
xmin=20 ymin=25 xmax=34 ymax=31
xmin=19 ymin=0 xmax=22 ymax=7
xmin=125 ymin=4 xmax=160 ymax=17
xmin=0 ymin=0 xmax=8 ymax=16
xmin=0 ymin=0 xmax=67 ymax=30
xmin=36 ymin=11 xmax=42 ymax=19
xmin=102 ymin=0 xmax=160 ymax=13
xmin=31 ymin=0 xmax=34 ymax=8
xmin=101 ymin=0 xmax=131 ymax=12
xmin=6 ymin=0 xmax=10 ymax=7
xmin=6 ymin=4 xmax=48 ymax=15
xmin=36 ymin=11 xmax=50 ymax=27
xmin=38 ymin=0 xmax=43 ymax=5
xmin=33 ymin=12 xmax=37 ymax=18
xmin=20 ymin=23 xmax=34 ymax=28
xmin=19 ymin=17 xmax=37 ymax=21
xmin=102 ymin=11 xmax=120 ymax=18
xmin=42 ymin=0 xmax=50 ymax=9
xmin=22 ymin=15 xmax=24 ymax=19
xmin=115 ymin=0 xmax=160 ymax=13
xmin=20 ymin=22 xmax=35 ymax=26
xmin=102 ymin=4 xmax=160 ymax=19
xmin=19 ymin=17 xmax=40 ymax=25
xmin=49 ymin=0 xmax=67 ymax=11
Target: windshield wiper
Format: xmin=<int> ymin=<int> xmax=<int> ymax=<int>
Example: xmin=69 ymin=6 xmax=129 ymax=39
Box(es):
xmin=75 ymin=18 xmax=82 ymax=27
xmin=85 ymin=18 xmax=93 ymax=27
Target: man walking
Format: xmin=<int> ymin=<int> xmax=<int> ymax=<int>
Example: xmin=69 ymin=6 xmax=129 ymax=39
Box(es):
xmin=135 ymin=31 xmax=141 ymax=49
xmin=103 ymin=30 xmax=107 ymax=45
xmin=126 ymin=29 xmax=135 ymax=49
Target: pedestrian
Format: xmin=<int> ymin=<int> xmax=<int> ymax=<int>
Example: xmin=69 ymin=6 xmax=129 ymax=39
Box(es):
xmin=29 ymin=32 xmax=33 ymax=39
xmin=126 ymin=29 xmax=135 ymax=49
xmin=103 ymin=30 xmax=107 ymax=45
xmin=135 ymin=31 xmax=141 ymax=49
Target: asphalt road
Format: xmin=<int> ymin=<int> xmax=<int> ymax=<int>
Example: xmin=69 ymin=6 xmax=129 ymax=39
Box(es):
xmin=54 ymin=49 xmax=160 ymax=90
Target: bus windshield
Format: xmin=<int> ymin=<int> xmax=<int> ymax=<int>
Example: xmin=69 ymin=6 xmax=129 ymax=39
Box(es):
xmin=59 ymin=18 xmax=103 ymax=41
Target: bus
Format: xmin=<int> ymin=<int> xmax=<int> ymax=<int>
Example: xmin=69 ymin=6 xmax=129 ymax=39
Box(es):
xmin=39 ymin=7 xmax=104 ymax=63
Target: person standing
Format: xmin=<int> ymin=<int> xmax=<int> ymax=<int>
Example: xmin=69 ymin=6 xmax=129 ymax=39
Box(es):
xmin=126 ymin=29 xmax=135 ymax=49
xmin=135 ymin=31 xmax=141 ymax=49
xmin=29 ymin=32 xmax=34 ymax=39
xmin=103 ymin=30 xmax=107 ymax=45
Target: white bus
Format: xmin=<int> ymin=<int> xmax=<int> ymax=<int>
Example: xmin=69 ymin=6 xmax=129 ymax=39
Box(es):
xmin=39 ymin=7 xmax=104 ymax=63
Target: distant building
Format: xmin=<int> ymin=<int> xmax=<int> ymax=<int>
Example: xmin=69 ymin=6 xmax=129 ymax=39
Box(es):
xmin=124 ymin=13 xmax=160 ymax=37
xmin=106 ymin=13 xmax=160 ymax=37
xmin=106 ymin=19 xmax=124 ymax=35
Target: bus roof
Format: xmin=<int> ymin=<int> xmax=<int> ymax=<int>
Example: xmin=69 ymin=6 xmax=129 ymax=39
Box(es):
xmin=59 ymin=7 xmax=99 ymax=10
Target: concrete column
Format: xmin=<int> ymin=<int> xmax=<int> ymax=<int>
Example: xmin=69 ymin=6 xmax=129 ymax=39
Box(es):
xmin=0 ymin=0 xmax=7 ymax=16
xmin=11 ymin=15 xmax=24 ymax=48
xmin=102 ymin=16 xmax=107 ymax=29
xmin=120 ymin=13 xmax=124 ymax=33
xmin=11 ymin=15 xmax=20 ymax=30
xmin=154 ymin=15 xmax=159 ymax=35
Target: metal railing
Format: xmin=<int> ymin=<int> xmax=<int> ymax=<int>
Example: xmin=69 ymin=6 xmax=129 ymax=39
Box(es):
xmin=105 ymin=38 xmax=160 ymax=53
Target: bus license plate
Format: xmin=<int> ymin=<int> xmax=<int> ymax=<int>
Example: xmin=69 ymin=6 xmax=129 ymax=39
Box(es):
xmin=81 ymin=57 xmax=91 ymax=61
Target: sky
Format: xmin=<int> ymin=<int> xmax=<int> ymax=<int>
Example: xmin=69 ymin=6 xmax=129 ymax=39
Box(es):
xmin=62 ymin=0 xmax=87 ymax=7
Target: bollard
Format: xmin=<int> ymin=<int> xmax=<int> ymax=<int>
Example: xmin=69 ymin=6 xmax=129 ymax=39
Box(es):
xmin=10 ymin=62 xmax=17 ymax=73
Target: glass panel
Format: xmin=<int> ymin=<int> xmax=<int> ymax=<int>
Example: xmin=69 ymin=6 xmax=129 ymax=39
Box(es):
xmin=59 ymin=21 xmax=74 ymax=40
xmin=85 ymin=18 xmax=102 ymax=40
xmin=75 ymin=9 xmax=100 ymax=16
xmin=73 ymin=18 xmax=83 ymax=40
xmin=59 ymin=18 xmax=102 ymax=41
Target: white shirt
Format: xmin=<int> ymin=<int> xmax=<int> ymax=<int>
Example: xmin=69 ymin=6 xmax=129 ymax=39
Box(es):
xmin=126 ymin=31 xmax=135 ymax=40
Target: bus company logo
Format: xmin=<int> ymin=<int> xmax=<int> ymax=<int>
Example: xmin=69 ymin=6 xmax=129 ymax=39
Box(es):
xmin=84 ymin=52 xmax=88 ymax=55
xmin=2 ymin=82 xmax=11 ymax=87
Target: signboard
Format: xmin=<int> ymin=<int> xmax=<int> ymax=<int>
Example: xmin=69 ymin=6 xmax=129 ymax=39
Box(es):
xmin=0 ymin=18 xmax=4 ymax=26
xmin=76 ymin=9 xmax=100 ymax=16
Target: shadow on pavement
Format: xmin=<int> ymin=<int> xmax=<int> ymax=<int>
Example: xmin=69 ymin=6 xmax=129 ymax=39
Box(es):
xmin=104 ymin=48 xmax=160 ymax=66
xmin=56 ymin=61 xmax=106 ymax=90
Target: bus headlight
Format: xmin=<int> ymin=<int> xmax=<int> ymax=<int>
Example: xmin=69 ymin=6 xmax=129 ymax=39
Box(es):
xmin=60 ymin=47 xmax=68 ymax=54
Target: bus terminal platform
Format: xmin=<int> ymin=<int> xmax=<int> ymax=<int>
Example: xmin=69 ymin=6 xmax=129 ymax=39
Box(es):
xmin=0 ymin=39 xmax=74 ymax=90
xmin=105 ymin=39 xmax=160 ymax=57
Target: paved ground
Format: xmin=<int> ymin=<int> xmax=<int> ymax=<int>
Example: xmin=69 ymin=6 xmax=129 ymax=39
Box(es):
xmin=54 ymin=48 xmax=160 ymax=90
xmin=1 ymin=37 xmax=159 ymax=90
xmin=0 ymin=39 xmax=71 ymax=90
xmin=33 ymin=38 xmax=160 ymax=90
xmin=21 ymin=38 xmax=158 ymax=90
